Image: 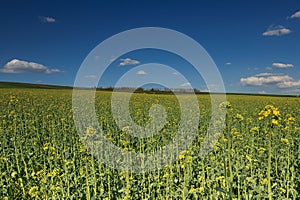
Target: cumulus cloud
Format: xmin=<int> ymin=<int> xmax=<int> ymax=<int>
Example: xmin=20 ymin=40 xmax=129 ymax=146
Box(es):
xmin=119 ymin=58 xmax=140 ymax=66
xmin=180 ymin=82 xmax=191 ymax=87
xmin=262 ymin=25 xmax=291 ymax=36
xmin=0 ymin=59 xmax=61 ymax=74
xmin=39 ymin=16 xmax=56 ymax=23
xmin=277 ymin=80 xmax=300 ymax=88
xmin=254 ymin=72 xmax=276 ymax=77
xmin=240 ymin=73 xmax=292 ymax=86
xmin=136 ymin=70 xmax=146 ymax=75
xmin=290 ymin=11 xmax=300 ymax=19
xmin=272 ymin=62 xmax=294 ymax=69
xmin=241 ymin=73 xmax=300 ymax=89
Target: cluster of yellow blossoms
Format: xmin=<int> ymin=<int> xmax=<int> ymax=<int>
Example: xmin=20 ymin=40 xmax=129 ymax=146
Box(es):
xmin=9 ymin=95 xmax=19 ymax=105
xmin=258 ymin=105 xmax=280 ymax=125
xmin=178 ymin=150 xmax=193 ymax=169
xmin=85 ymin=126 xmax=97 ymax=135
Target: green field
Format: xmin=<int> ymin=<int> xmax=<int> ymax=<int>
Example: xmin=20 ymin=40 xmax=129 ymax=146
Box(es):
xmin=0 ymin=88 xmax=299 ymax=199
xmin=0 ymin=82 xmax=72 ymax=89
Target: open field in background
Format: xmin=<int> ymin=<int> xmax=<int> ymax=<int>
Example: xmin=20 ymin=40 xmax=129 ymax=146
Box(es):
xmin=0 ymin=88 xmax=299 ymax=199
xmin=0 ymin=82 xmax=73 ymax=90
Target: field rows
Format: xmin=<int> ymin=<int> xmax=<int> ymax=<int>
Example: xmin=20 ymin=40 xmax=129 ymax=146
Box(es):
xmin=0 ymin=89 xmax=300 ymax=199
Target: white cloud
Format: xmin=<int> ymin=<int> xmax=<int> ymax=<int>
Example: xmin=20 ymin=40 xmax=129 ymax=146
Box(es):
xmin=291 ymin=11 xmax=300 ymax=19
xmin=180 ymin=82 xmax=191 ymax=87
xmin=262 ymin=25 xmax=291 ymax=36
xmin=254 ymin=72 xmax=276 ymax=77
xmin=225 ymin=62 xmax=231 ymax=65
xmin=119 ymin=58 xmax=140 ymax=66
xmin=277 ymin=80 xmax=300 ymax=88
xmin=241 ymin=72 xmax=300 ymax=89
xmin=266 ymin=67 xmax=272 ymax=70
xmin=272 ymin=62 xmax=294 ymax=69
xmin=136 ymin=70 xmax=146 ymax=75
xmin=50 ymin=69 xmax=61 ymax=73
xmin=0 ymin=59 xmax=61 ymax=74
xmin=39 ymin=16 xmax=56 ymax=23
xmin=84 ymin=75 xmax=97 ymax=79
xmin=240 ymin=73 xmax=292 ymax=86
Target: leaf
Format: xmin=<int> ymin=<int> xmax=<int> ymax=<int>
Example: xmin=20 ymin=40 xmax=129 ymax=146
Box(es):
xmin=216 ymin=187 xmax=227 ymax=194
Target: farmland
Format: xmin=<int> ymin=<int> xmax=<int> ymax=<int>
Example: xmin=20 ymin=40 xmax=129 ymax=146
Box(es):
xmin=0 ymin=88 xmax=299 ymax=199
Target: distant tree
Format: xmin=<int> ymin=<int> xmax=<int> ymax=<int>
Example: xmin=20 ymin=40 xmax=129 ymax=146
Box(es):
xmin=106 ymin=87 xmax=114 ymax=91
xmin=194 ymin=88 xmax=201 ymax=94
xmin=135 ymin=87 xmax=144 ymax=92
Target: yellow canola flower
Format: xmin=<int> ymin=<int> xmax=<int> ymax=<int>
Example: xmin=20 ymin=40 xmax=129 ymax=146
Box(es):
xmin=272 ymin=108 xmax=280 ymax=117
xmin=222 ymin=137 xmax=228 ymax=143
xmin=235 ymin=114 xmax=244 ymax=121
xmin=280 ymin=187 xmax=286 ymax=193
xmin=179 ymin=154 xmax=185 ymax=160
xmin=199 ymin=187 xmax=205 ymax=193
xmin=189 ymin=188 xmax=196 ymax=194
xmin=186 ymin=156 xmax=193 ymax=163
xmin=9 ymin=96 xmax=19 ymax=104
xmin=189 ymin=187 xmax=205 ymax=194
xmin=163 ymin=173 xmax=170 ymax=178
xmin=281 ymin=138 xmax=289 ymax=145
xmin=85 ymin=126 xmax=97 ymax=135
xmin=261 ymin=178 xmax=268 ymax=185
xmin=28 ymin=186 xmax=39 ymax=198
xmin=250 ymin=126 xmax=259 ymax=133
xmin=264 ymin=110 xmax=271 ymax=117
xmin=258 ymin=105 xmax=281 ymax=126
xmin=36 ymin=170 xmax=45 ymax=176
xmin=272 ymin=119 xmax=279 ymax=125
xmin=246 ymin=155 xmax=252 ymax=162
xmin=43 ymin=143 xmax=50 ymax=151
xmin=178 ymin=150 xmax=190 ymax=160
xmin=216 ymin=176 xmax=225 ymax=181
xmin=257 ymin=147 xmax=266 ymax=153
xmin=47 ymin=172 xmax=52 ymax=177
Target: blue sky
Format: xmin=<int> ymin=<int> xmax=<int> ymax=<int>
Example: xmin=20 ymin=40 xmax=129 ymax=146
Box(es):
xmin=1 ymin=0 xmax=300 ymax=94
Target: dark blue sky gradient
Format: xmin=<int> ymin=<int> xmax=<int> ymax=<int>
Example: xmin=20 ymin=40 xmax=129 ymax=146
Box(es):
xmin=1 ymin=0 xmax=300 ymax=94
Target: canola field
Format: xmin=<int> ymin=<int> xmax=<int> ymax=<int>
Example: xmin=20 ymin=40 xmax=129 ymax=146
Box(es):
xmin=0 ymin=88 xmax=299 ymax=199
